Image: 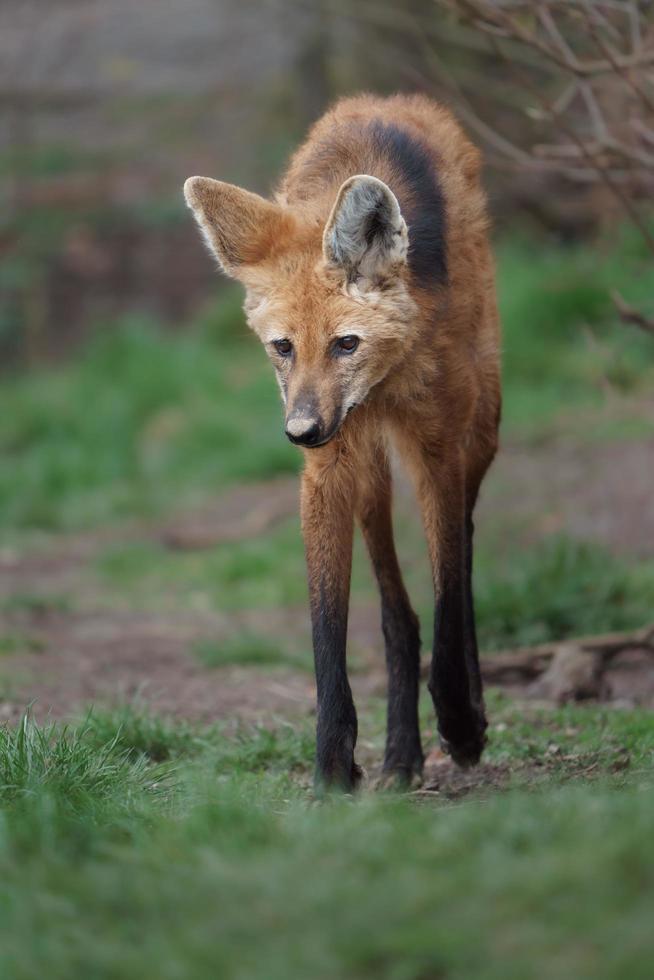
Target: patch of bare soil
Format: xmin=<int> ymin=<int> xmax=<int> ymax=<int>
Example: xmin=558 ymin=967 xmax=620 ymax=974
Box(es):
xmin=419 ymin=753 xmax=511 ymax=800
xmin=0 ymin=476 xmax=299 ymax=602
xmin=0 ymin=607 xmax=316 ymax=728
xmin=477 ymin=433 xmax=654 ymax=556
xmin=411 ymin=745 xmax=629 ymax=802
xmin=161 ymin=477 xmax=298 ymax=550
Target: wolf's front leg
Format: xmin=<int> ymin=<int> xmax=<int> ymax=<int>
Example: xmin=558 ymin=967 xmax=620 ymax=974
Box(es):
xmin=356 ymin=447 xmax=423 ymax=787
xmin=301 ymin=458 xmax=361 ymax=792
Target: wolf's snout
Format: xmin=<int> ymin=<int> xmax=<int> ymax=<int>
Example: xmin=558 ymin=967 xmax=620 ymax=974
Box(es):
xmin=285 ymin=414 xmax=322 ymax=447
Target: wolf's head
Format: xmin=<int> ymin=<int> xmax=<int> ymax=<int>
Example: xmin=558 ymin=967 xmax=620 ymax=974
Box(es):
xmin=184 ymin=174 xmax=418 ymax=447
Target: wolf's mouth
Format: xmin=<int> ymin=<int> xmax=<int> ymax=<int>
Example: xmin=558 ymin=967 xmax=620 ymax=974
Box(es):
xmin=302 ymin=403 xmax=360 ymax=449
xmin=302 ymin=424 xmax=341 ymax=449
xmin=291 ymin=402 xmax=360 ymax=449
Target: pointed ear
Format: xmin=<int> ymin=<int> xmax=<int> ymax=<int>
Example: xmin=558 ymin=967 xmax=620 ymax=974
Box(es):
xmin=184 ymin=176 xmax=290 ymax=276
xmin=322 ymin=174 xmax=408 ymax=285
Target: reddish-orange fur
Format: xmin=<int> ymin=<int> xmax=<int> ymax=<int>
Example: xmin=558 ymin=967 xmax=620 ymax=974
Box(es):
xmin=185 ymin=94 xmax=501 ymax=790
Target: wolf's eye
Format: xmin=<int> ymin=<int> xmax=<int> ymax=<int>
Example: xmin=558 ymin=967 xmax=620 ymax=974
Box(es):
xmin=273 ymin=339 xmax=293 ymax=357
xmin=336 ymin=335 xmax=359 ymax=354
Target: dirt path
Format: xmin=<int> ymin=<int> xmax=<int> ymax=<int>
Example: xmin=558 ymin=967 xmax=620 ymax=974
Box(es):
xmin=1 ymin=433 xmax=652 ymax=726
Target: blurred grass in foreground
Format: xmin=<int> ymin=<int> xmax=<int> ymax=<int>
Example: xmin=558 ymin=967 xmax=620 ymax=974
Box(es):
xmin=0 ymin=230 xmax=653 ymax=531
xmin=0 ymin=706 xmax=653 ymax=980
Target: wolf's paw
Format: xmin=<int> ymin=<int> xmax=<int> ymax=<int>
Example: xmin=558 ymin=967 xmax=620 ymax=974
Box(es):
xmin=438 ymin=709 xmax=488 ymax=769
xmin=374 ymin=766 xmax=423 ymax=792
xmin=316 ymin=757 xmax=365 ymax=795
xmin=350 ymin=760 xmax=365 ymax=789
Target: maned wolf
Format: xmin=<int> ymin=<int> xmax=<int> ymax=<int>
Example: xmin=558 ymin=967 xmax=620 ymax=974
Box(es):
xmin=184 ymin=94 xmax=501 ymax=791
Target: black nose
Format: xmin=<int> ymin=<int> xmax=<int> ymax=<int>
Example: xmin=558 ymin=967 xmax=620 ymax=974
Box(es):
xmin=285 ymin=420 xmax=322 ymax=446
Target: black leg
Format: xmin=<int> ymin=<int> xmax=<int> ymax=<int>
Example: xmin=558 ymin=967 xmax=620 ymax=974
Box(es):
xmin=407 ymin=447 xmax=487 ymax=768
xmin=311 ymin=585 xmax=361 ymax=791
xmin=429 ymin=520 xmax=487 ymax=767
xmin=380 ymin=591 xmax=423 ymax=783
xmin=463 ymin=515 xmax=485 ymax=717
xmin=357 ymin=454 xmax=423 ymax=785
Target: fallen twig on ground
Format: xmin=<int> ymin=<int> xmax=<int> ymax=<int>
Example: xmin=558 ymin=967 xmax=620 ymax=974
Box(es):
xmin=478 ymin=623 xmax=654 ymax=703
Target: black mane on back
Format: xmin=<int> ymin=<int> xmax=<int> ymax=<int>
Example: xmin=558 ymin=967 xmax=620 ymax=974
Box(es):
xmin=368 ymin=120 xmax=447 ymax=287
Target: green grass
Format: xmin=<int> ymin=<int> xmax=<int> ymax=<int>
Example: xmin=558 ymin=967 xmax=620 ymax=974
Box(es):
xmin=483 ymin=690 xmax=654 ymax=770
xmin=97 ymin=518 xmax=309 ymax=609
xmin=194 ymin=632 xmax=311 ymax=671
xmin=474 ymin=537 xmax=654 ymax=650
xmin=0 ymin=299 xmax=298 ymax=530
xmin=80 ymin=704 xmax=203 ymax=762
xmin=0 ymin=713 xmax=161 ymax=863
xmin=0 ymin=707 xmax=653 ymax=979
xmin=0 ymin=713 xmax=154 ymax=808
xmin=498 ymin=228 xmax=654 ymax=436
xmin=0 ymin=592 xmax=71 ymax=615
xmin=0 ymin=631 xmax=43 ymax=656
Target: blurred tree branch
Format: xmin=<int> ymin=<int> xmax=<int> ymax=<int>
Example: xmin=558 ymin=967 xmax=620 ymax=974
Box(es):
xmin=435 ymin=1 xmax=654 ymax=249
xmin=433 ymin=0 xmax=654 ymax=329
xmin=611 ymin=291 xmax=654 ymax=335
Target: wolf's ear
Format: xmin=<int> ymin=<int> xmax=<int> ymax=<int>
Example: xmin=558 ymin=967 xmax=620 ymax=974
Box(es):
xmin=184 ymin=176 xmax=290 ymax=277
xmin=323 ymin=175 xmax=408 ymax=285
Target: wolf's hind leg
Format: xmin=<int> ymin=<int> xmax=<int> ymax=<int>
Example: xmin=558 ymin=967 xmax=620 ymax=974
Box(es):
xmin=407 ymin=445 xmax=487 ymax=768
